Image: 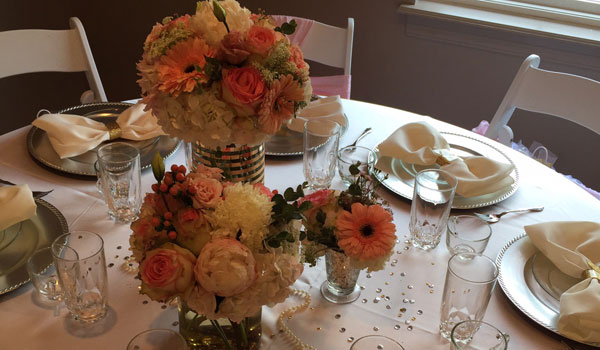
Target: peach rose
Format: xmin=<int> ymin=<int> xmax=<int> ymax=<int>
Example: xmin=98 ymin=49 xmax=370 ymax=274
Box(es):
xmin=130 ymin=216 xmax=167 ymax=261
xmin=221 ymin=67 xmax=266 ymax=115
xmin=289 ymin=45 xmax=307 ymax=71
xmin=253 ymin=183 xmax=274 ymax=200
xmin=194 ymin=238 xmax=257 ymax=297
xmin=246 ymin=25 xmax=276 ymax=55
xmin=186 ymin=176 xmax=223 ymax=209
xmin=190 ymin=164 xmax=223 ymax=181
xmin=139 ymin=243 xmax=196 ymax=301
xmin=173 ymin=208 xmax=212 ymax=255
xmin=218 ymin=30 xmax=250 ymax=65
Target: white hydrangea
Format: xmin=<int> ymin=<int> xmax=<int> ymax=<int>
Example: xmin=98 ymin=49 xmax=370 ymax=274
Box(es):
xmin=191 ymin=0 xmax=253 ymax=46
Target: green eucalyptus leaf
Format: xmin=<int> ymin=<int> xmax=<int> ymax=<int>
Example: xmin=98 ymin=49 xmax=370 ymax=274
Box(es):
xmin=151 ymin=151 xmax=165 ymax=182
xmin=284 ymin=188 xmax=297 ymax=201
xmin=349 ymin=163 xmax=360 ymax=175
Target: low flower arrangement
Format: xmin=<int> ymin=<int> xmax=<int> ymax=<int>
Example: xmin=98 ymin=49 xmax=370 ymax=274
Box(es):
xmin=129 ymin=155 xmax=310 ymax=325
xmin=137 ymin=0 xmax=312 ymax=147
xmin=300 ymin=165 xmax=396 ymax=272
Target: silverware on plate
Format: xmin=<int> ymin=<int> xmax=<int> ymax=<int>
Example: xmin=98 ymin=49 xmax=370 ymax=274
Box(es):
xmin=0 ymin=179 xmax=54 ymax=199
xmin=474 ymin=206 xmax=544 ymax=223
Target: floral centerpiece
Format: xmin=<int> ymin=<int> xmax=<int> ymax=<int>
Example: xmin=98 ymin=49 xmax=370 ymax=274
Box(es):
xmin=129 ymin=154 xmax=310 ymax=349
xmin=299 ymin=165 xmax=396 ymax=303
xmin=137 ymin=0 xmax=312 ymax=148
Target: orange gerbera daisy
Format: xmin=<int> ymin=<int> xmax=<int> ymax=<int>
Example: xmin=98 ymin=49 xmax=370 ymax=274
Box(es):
xmin=335 ymin=203 xmax=396 ymax=261
xmin=156 ymin=37 xmax=216 ymax=96
xmin=257 ymin=74 xmax=305 ymax=134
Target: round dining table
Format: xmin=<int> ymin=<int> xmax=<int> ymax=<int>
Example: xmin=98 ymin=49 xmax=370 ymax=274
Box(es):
xmin=0 ymin=99 xmax=598 ymax=350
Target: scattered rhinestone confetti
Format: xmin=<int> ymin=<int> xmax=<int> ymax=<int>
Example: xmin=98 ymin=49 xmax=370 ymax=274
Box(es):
xmin=426 ymin=282 xmax=435 ymax=288
xmin=409 ymin=299 xmax=415 ymax=304
xmin=429 ymin=290 xmax=434 ymax=294
xmin=335 ymin=314 xmax=341 ymax=319
xmin=404 ymin=246 xmax=409 ymax=250
xmin=377 ymin=345 xmax=384 ymax=350
xmin=407 ymin=285 xmax=413 ymax=289
xmin=366 ymin=273 xmax=372 ymax=278
xmin=172 ymin=321 xmax=179 ymax=326
xmin=116 ymin=245 xmax=122 ymax=250
xmin=373 ymin=297 xmax=381 ymax=303
xmin=385 ymin=282 xmax=389 ymax=286
xmin=394 ymin=324 xmax=401 ymax=330
xmin=142 ymin=300 xmax=148 ymax=305
xmin=360 ymin=285 xmax=366 ymax=290
xmin=316 ymin=327 xmax=321 ymax=331
xmin=400 ymin=272 xmax=406 ymax=277
xmin=403 ymin=299 xmax=409 ymax=303
xmin=389 ymin=272 xmax=394 ymax=276
xmin=398 ymin=313 xmax=403 ymax=318
xmin=384 ymin=296 xmax=390 ymax=301
xmin=347 ymin=337 xmax=355 ymax=342
xmin=339 ymin=328 xmax=346 ymax=333
xmin=373 ymin=326 xmax=379 ymax=331
xmin=362 ymin=299 xmax=368 ymax=303
xmin=417 ymin=310 xmax=423 ymax=315
xmin=386 ymin=305 xmax=391 ymax=310
xmin=108 ymin=263 xmax=115 ymax=268
xmin=405 ymin=320 xmax=411 ymax=325
xmin=161 ymin=305 xmax=167 ymax=310
xmin=407 ymin=325 xmax=413 ymax=331
xmin=411 ymin=317 xmax=416 ymax=321
xmin=400 ymin=307 xmax=407 ymax=312
xmin=376 ymin=288 xmax=382 ymax=293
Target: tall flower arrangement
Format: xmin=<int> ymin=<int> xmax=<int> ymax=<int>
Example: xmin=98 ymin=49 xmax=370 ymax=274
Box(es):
xmin=137 ymin=0 xmax=312 ymax=148
xmin=300 ymin=165 xmax=397 ymax=272
xmin=129 ymin=155 xmax=310 ymax=327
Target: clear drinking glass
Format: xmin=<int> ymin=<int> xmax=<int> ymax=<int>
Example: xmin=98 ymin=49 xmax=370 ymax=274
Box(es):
xmin=350 ymin=335 xmax=405 ymax=350
xmin=446 ymin=215 xmax=492 ymax=255
xmin=51 ymin=230 xmax=108 ymax=322
xmin=97 ymin=142 xmax=141 ymax=223
xmin=303 ymin=119 xmax=341 ymax=190
xmin=450 ymin=320 xmax=509 ymax=350
xmin=439 ymin=253 xmax=499 ymax=339
xmin=26 ymin=247 xmax=62 ymax=301
xmin=409 ymin=169 xmax=458 ymax=250
xmin=127 ymin=329 xmax=187 ymax=350
xmin=337 ymin=146 xmax=377 ymax=187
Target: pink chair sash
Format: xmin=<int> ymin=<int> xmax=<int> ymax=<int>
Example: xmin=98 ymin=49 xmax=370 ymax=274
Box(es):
xmin=272 ymin=15 xmax=351 ymax=99
xmin=272 ymin=15 xmax=314 ymax=46
xmin=311 ymin=75 xmax=351 ymax=99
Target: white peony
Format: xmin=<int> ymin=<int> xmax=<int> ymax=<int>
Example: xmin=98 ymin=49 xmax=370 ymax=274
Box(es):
xmin=191 ymin=0 xmax=253 ymax=47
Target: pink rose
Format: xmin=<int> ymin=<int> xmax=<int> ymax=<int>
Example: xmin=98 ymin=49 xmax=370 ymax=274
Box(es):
xmin=194 ymin=238 xmax=257 ymax=297
xmin=185 ymin=175 xmax=223 ymax=209
xmin=299 ymin=189 xmax=334 ymax=209
xmin=253 ymin=183 xmax=274 ymax=199
xmin=191 ymin=164 xmax=223 ymax=180
xmin=246 ymin=25 xmax=276 ymax=56
xmin=221 ymin=67 xmax=266 ymax=115
xmin=173 ymin=208 xmax=212 ymax=255
xmin=130 ymin=216 xmax=166 ymax=262
xmin=289 ymin=45 xmax=307 ymax=71
xmin=139 ymin=243 xmax=196 ymax=301
xmin=218 ymin=31 xmax=250 ymax=65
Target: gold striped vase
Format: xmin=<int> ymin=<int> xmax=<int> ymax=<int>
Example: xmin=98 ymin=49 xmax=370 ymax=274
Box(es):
xmin=185 ymin=142 xmax=265 ymax=184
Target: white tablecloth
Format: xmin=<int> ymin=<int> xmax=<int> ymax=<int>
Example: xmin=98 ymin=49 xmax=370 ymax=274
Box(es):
xmin=1 ymin=99 xmax=599 ymax=350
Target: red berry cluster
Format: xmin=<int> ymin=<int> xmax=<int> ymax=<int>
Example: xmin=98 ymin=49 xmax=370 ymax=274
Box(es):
xmin=150 ymin=164 xmax=189 ymax=240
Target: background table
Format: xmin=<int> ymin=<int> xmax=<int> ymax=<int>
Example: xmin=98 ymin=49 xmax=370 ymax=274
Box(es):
xmin=1 ymin=99 xmax=599 ymax=350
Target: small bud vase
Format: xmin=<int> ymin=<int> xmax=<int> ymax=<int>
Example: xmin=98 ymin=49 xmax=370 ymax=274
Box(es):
xmin=177 ymin=298 xmax=262 ymax=350
xmin=185 ymin=142 xmax=265 ymax=184
xmin=320 ymin=250 xmax=361 ymax=304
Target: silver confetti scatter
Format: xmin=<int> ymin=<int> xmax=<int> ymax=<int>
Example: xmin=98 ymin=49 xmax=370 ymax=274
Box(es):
xmin=386 ymin=305 xmax=391 ymax=309
xmin=360 ymin=285 xmax=366 ymax=290
xmin=394 ymin=324 xmax=401 ymax=330
xmin=405 ymin=320 xmax=411 ymax=325
xmin=347 ymin=337 xmax=355 ymax=342
xmin=400 ymin=272 xmax=406 ymax=277
xmin=373 ymin=297 xmax=381 ymax=303
xmin=403 ymin=298 xmax=409 ymax=303
xmin=377 ymin=345 xmax=384 ymax=350
xmin=362 ymin=299 xmax=368 ymax=303
xmin=409 ymin=299 xmax=415 ymax=304
xmin=417 ymin=310 xmax=423 ymax=315
xmin=384 ymin=296 xmax=390 ymax=301
xmin=404 ymin=246 xmax=409 ymax=250
xmin=373 ymin=326 xmax=379 ymax=331
xmin=407 ymin=285 xmax=414 ymax=289
xmin=407 ymin=325 xmax=413 ymax=331
xmin=335 ymin=314 xmax=341 ymax=319
xmin=366 ymin=273 xmax=372 ymax=278
xmin=339 ymin=327 xmax=346 ymax=333
xmin=376 ymin=288 xmax=382 ymax=293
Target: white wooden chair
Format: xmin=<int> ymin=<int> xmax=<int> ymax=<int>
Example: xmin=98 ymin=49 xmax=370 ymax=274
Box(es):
xmin=486 ymin=54 xmax=600 ymax=145
xmin=273 ymin=16 xmax=354 ymax=98
xmin=0 ymin=17 xmax=107 ymax=104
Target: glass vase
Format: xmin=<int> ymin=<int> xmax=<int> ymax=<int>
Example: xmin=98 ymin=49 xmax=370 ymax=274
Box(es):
xmin=185 ymin=142 xmax=265 ymax=184
xmin=320 ymin=250 xmax=361 ymax=304
xmin=177 ymin=298 xmax=262 ymax=350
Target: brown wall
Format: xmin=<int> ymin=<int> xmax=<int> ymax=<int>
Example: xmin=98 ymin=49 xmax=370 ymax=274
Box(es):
xmin=1 ymin=0 xmax=599 ymax=189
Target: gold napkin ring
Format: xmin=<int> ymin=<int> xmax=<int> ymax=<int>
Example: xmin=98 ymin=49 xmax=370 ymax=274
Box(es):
xmin=584 ymin=259 xmax=600 ymax=281
xmin=105 ymin=121 xmax=122 ymax=140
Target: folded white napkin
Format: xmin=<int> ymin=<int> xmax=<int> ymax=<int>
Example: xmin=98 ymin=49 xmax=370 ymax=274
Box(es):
xmin=377 ymin=121 xmax=515 ymax=197
xmin=0 ymin=185 xmax=37 ymax=231
xmin=287 ymin=95 xmax=347 ymax=133
xmin=32 ymin=103 xmax=165 ymax=159
xmin=525 ymin=221 xmax=600 ymax=343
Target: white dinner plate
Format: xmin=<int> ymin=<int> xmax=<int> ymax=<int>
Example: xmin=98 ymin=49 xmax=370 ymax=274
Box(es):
xmin=371 ymin=131 xmax=519 ymax=209
xmin=497 ymin=234 xmax=600 ymax=348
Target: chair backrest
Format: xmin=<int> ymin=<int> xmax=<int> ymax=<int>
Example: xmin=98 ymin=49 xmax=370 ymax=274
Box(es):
xmin=273 ymin=16 xmax=354 ymax=98
xmin=0 ymin=17 xmax=107 ymax=103
xmin=486 ymin=54 xmax=600 ymax=145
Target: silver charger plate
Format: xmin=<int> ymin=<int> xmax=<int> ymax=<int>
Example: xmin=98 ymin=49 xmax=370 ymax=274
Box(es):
xmin=27 ymin=102 xmax=181 ymax=176
xmin=497 ymin=234 xmax=600 ymax=347
xmin=371 ymin=131 xmax=520 ymax=209
xmin=265 ymin=114 xmax=349 ymax=156
xmin=0 ymin=198 xmax=69 ymax=295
